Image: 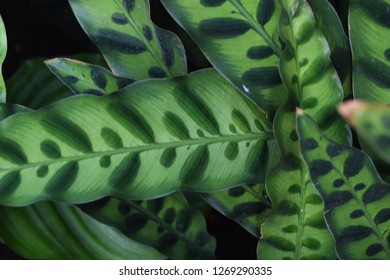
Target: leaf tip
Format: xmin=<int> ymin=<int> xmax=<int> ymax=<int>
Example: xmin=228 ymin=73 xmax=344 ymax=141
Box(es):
xmin=296 ymin=107 xmax=304 ymax=115
xmin=337 ymin=100 xmax=367 ymax=123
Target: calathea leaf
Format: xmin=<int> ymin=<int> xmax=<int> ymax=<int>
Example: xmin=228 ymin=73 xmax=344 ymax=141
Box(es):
xmin=339 ymin=101 xmax=390 ymax=165
xmin=69 ymin=0 xmax=187 ymax=80
xmin=307 ymin=0 xmax=352 ymax=98
xmin=161 ymin=0 xmax=287 ymax=115
xmin=0 ymin=201 xmax=165 ymax=259
xmin=297 ymin=111 xmax=390 ymax=259
xmin=80 ymin=192 xmax=216 ymax=259
xmin=0 ymin=69 xmax=274 ymax=206
xmin=350 ymin=0 xmax=390 ymax=103
xmin=6 ymin=55 xmax=106 ymax=109
xmin=258 ymin=0 xmax=350 ymax=260
xmin=0 ymin=104 xmax=164 ymax=260
xmin=201 ymin=184 xmax=272 ymax=238
xmin=0 ymin=14 xmax=6 ymax=103
xmin=46 ymin=58 xmax=134 ymax=96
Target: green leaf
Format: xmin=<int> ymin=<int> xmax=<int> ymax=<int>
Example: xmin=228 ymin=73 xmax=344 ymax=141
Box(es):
xmin=258 ymin=0 xmax=349 ymax=259
xmin=297 ymin=111 xmax=390 ymax=259
xmin=0 ymin=103 xmax=164 ymax=260
xmin=339 ymin=101 xmax=390 ymax=165
xmin=46 ymin=58 xmax=134 ymax=95
xmin=6 ymin=55 xmax=106 ymax=109
xmin=0 ymin=14 xmax=7 ymax=103
xmin=350 ymin=0 xmax=390 ymax=103
xmin=0 ymin=201 xmax=165 ymax=259
xmin=80 ymin=192 xmax=215 ymax=259
xmin=69 ymin=0 xmax=187 ymax=80
xmin=161 ymin=0 xmax=287 ymax=115
xmin=0 ymin=69 xmax=274 ymax=206
xmin=201 ymin=184 xmax=271 ymax=238
xmin=307 ymin=0 xmax=352 ymax=98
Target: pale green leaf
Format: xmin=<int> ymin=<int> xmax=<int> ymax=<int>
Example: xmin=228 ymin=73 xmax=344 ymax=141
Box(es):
xmin=0 ymin=14 xmax=7 ymax=103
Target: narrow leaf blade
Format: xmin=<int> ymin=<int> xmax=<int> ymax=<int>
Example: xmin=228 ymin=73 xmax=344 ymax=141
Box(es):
xmin=0 ymin=14 xmax=7 ymax=102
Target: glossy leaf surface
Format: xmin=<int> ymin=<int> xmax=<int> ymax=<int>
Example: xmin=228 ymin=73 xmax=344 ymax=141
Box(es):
xmin=0 ymin=69 xmax=274 ymax=206
xmin=81 ymin=192 xmax=215 ymax=259
xmin=161 ymin=0 xmax=287 ymax=115
xmin=339 ymin=101 xmax=390 ymax=165
xmin=69 ymin=0 xmax=187 ymax=80
xmin=0 ymin=201 xmax=165 ymax=259
xmin=258 ymin=0 xmax=348 ymax=260
xmin=46 ymin=58 xmax=134 ymax=96
xmin=0 ymin=15 xmax=6 ymax=102
xmin=297 ymin=111 xmax=390 ymax=259
xmin=201 ymin=184 xmax=271 ymax=238
xmin=350 ymin=0 xmax=390 ymax=103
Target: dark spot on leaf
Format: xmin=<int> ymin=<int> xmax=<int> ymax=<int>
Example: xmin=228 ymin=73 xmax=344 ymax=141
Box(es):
xmin=302 ymin=97 xmax=318 ymax=109
xmin=363 ymin=183 xmax=390 ymax=204
xmin=299 ymin=58 xmax=309 ymax=67
xmin=343 ymin=152 xmax=365 ymax=178
xmin=118 ymin=202 xmax=131 ymax=216
xmin=163 ymin=112 xmax=190 ymax=140
xmin=257 ymin=0 xmax=275 ymax=25
xmin=333 ymin=179 xmax=344 ymax=188
xmin=99 ymin=155 xmax=111 ymax=168
xmin=305 ymin=194 xmax=323 ymax=205
xmin=199 ymin=18 xmax=251 ymax=39
xmin=224 ymin=142 xmax=239 ymax=161
xmin=301 ymin=138 xmax=318 ymax=151
xmin=0 ymin=137 xmax=28 ymax=164
xmin=197 ymin=129 xmax=205 ymax=138
xmin=124 ymin=213 xmax=148 ymax=234
xmin=63 ymin=75 xmax=79 ymax=84
xmin=374 ymin=208 xmax=390 ymax=224
xmin=289 ymin=130 xmax=298 ymax=142
xmin=158 ymin=233 xmax=178 ymax=252
xmin=288 ymin=184 xmax=301 ymax=194
xmin=176 ymin=209 xmax=192 ymax=233
xmin=45 ymin=161 xmax=79 ymax=194
xmin=36 ymin=166 xmax=49 ymax=178
xmin=228 ymin=186 xmax=245 ymax=197
xmin=377 ymin=135 xmax=390 ymax=149
xmin=148 ymin=67 xmax=166 ymax=78
xmin=232 ymin=202 xmax=268 ymax=219
xmin=95 ymin=29 xmax=147 ymax=54
xmin=142 ymin=25 xmax=153 ymax=41
xmin=309 ymin=160 xmax=333 ymax=179
xmin=0 ymin=171 xmax=21 ymax=196
xmin=80 ymin=197 xmax=110 ymax=211
xmin=156 ymin=29 xmax=175 ymax=68
xmin=40 ymin=140 xmax=61 ymax=159
xmin=229 ymin=124 xmax=237 ymax=133
xmin=180 ymin=145 xmax=209 ymax=185
xmin=354 ymin=183 xmax=365 ymax=191
xmin=366 ymin=244 xmax=383 ymax=257
xmin=231 ymin=110 xmax=251 ymax=133
xmin=83 ymin=89 xmax=105 ymax=96
xmin=359 ymin=1 xmax=390 ymax=28
xmin=111 ymin=13 xmax=128 ymax=25
xmin=242 ymin=67 xmax=282 ymax=88
xmin=101 ymin=127 xmax=123 ymax=149
xmin=281 ymin=154 xmax=301 ymax=171
xmin=91 ymin=68 xmax=107 ymax=89
xmin=123 ymin=0 xmax=135 ymax=12
xmin=282 ymin=225 xmax=298 ymax=233
xmin=339 ymin=225 xmax=372 ymax=243
xmin=277 ymin=200 xmax=300 ymax=216
xmin=109 ymin=153 xmax=140 ymax=189
xmin=385 ymin=49 xmax=390 ymax=62
xmin=325 ymin=191 xmax=353 ymax=211
xmin=326 ymin=143 xmax=343 ymax=157
xmin=247 ymin=46 xmax=274 ymax=60
xmin=350 ymin=209 xmax=364 ymax=219
xmin=264 ymin=236 xmax=295 ymax=251
xmin=200 ymin=0 xmax=226 ymax=7
xmin=160 ymin=148 xmax=177 ymax=168
xmin=163 ymin=207 xmax=176 ymax=224
xmin=358 ymin=57 xmax=390 ymax=88
xmin=147 ymin=197 xmax=164 ymax=214
xmin=302 ymin=238 xmax=321 ymax=250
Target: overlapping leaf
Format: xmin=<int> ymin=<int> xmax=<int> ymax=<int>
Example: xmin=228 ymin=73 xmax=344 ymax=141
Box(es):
xmin=0 ymin=14 xmax=6 ymax=103
xmin=69 ymin=0 xmax=187 ymax=80
xmin=46 ymin=58 xmax=134 ymax=95
xmin=161 ymin=0 xmax=286 ymax=115
xmin=339 ymin=101 xmax=390 ymax=165
xmin=297 ymin=111 xmax=390 ymax=259
xmin=258 ymin=0 xmax=349 ymax=260
xmin=201 ymin=184 xmax=271 ymax=237
xmin=0 ymin=69 xmax=274 ymax=206
xmin=80 ymin=192 xmax=215 ymax=259
xmin=0 ymin=201 xmax=165 ymax=259
xmin=350 ymin=0 xmax=390 ymax=103
xmin=6 ymin=55 xmax=105 ymax=109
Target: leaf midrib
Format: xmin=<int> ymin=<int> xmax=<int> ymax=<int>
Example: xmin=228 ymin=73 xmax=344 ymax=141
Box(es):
xmin=0 ymin=132 xmax=273 ymax=172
